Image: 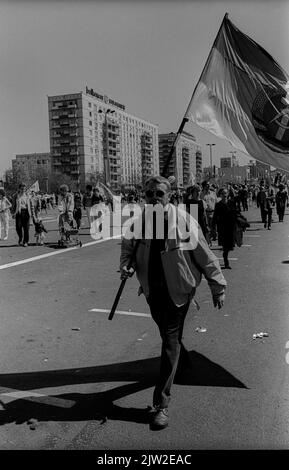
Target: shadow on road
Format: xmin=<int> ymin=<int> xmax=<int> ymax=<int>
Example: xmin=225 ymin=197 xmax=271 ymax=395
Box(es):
xmin=0 ymin=349 xmax=247 ymax=427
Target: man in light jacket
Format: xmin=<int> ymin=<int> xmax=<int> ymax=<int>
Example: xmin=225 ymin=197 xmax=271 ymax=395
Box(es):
xmin=120 ymin=176 xmax=227 ymax=430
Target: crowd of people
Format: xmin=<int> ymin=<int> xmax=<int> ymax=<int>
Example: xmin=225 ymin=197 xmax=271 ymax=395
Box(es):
xmin=0 ymin=179 xmax=288 ymax=251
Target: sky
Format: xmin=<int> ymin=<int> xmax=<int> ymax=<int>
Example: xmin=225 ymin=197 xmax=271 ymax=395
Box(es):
xmin=1 ymin=0 xmax=289 ymax=177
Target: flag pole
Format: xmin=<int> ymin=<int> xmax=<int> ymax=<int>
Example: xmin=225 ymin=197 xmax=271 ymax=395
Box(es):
xmin=162 ymin=13 xmax=228 ymax=177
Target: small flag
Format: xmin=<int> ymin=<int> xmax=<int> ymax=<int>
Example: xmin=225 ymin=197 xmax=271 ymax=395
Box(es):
xmin=186 ymin=14 xmax=289 ymax=172
xmin=28 ymin=181 xmax=40 ymax=193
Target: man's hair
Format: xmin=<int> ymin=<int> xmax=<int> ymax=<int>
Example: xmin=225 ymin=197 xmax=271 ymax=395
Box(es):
xmin=59 ymin=184 xmax=69 ymax=192
xmin=86 ymin=184 xmax=93 ymax=191
xmin=201 ymin=180 xmax=209 ymax=188
xmin=144 ymin=176 xmax=171 ymax=191
xmin=0 ymin=188 xmax=5 ymax=196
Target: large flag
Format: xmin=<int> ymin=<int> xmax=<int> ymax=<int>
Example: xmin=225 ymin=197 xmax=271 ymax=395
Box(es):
xmin=186 ymin=14 xmax=289 ymax=172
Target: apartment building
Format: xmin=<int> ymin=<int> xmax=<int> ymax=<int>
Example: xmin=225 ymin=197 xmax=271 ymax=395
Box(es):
xmin=48 ymin=87 xmax=159 ymax=190
xmin=159 ymin=131 xmax=202 ymax=187
xmin=12 ymin=153 xmax=51 ymax=183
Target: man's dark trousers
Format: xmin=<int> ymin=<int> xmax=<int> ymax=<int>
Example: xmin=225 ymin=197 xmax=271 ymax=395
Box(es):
xmin=148 ymin=286 xmax=190 ymax=409
xmin=16 ymin=209 xmax=30 ymax=244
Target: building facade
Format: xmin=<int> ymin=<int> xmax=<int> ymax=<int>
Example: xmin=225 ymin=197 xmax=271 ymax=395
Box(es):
xmin=158 ymin=131 xmax=202 ymax=187
xmin=12 ymin=153 xmax=51 ymax=188
xmin=48 ymin=87 xmax=159 ymax=190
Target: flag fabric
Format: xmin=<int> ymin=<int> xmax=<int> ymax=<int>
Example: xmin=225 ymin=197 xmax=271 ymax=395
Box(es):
xmin=186 ymin=14 xmax=289 ymax=172
xmin=28 ymin=180 xmax=40 ymax=193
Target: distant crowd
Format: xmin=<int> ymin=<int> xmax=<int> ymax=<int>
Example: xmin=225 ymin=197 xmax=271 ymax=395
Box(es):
xmin=0 ymin=179 xmax=288 ymax=256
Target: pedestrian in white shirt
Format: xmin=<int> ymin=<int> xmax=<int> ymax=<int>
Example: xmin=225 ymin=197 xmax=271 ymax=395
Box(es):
xmin=0 ymin=188 xmax=12 ymax=240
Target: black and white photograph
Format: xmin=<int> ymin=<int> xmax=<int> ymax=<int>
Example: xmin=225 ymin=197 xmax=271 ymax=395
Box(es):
xmin=0 ymin=0 xmax=289 ymax=459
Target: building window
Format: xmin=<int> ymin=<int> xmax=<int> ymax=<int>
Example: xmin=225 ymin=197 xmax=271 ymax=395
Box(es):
xmin=88 ymin=102 xmax=92 ymax=108
xmin=89 ymin=121 xmax=92 ymax=126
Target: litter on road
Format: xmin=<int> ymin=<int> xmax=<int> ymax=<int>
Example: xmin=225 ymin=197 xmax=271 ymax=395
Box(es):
xmin=195 ymin=327 xmax=207 ymax=333
xmin=253 ymin=332 xmax=269 ymax=339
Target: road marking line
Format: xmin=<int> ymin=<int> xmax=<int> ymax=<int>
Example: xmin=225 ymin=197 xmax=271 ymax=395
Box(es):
xmin=242 ymin=244 xmax=252 ymax=247
xmin=217 ymin=258 xmax=238 ymax=261
xmin=0 ymin=235 xmax=121 ymax=270
xmin=89 ymin=308 xmax=151 ymax=318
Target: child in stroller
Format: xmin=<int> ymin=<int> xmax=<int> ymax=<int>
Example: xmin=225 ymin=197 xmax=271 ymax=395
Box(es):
xmin=34 ymin=218 xmax=47 ymax=245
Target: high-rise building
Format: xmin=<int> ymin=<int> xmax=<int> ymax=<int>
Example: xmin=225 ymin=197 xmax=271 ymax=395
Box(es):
xmin=48 ymin=87 xmax=159 ymax=190
xmin=158 ymin=131 xmax=202 ymax=186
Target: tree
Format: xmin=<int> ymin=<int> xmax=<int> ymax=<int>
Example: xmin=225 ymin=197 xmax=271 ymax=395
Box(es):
xmin=48 ymin=173 xmax=75 ymax=194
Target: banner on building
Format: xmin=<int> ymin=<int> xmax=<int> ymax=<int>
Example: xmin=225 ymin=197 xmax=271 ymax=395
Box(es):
xmin=185 ymin=14 xmax=289 ymax=172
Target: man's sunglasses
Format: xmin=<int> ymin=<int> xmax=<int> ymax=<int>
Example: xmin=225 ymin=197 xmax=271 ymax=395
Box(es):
xmin=145 ymin=190 xmax=166 ymax=198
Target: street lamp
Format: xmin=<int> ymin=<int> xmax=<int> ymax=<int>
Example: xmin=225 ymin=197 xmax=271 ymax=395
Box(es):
xmin=206 ymin=143 xmax=216 ymax=178
xmin=229 ymin=151 xmax=237 ymax=183
xmin=98 ymin=108 xmax=115 ymax=186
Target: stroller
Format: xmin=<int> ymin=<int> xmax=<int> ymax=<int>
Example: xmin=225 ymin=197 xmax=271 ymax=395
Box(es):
xmin=58 ymin=214 xmax=82 ymax=248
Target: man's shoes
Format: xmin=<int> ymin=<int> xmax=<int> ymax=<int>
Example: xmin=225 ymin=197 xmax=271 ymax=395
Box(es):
xmin=3 ymin=236 xmax=8 ymax=240
xmin=23 ymin=243 xmax=28 ymax=247
xmin=268 ymin=226 xmax=271 ymax=230
xmin=150 ymin=407 xmax=169 ymax=430
xmin=264 ymin=223 xmax=267 ymax=228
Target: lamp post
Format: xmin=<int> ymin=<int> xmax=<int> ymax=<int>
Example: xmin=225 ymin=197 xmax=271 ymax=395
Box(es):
xmin=229 ymin=151 xmax=237 ymax=183
xmin=206 ymin=143 xmax=216 ymax=178
xmin=98 ymin=108 xmax=115 ymax=186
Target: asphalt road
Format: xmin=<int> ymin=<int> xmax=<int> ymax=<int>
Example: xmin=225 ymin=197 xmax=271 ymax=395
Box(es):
xmin=0 ymin=204 xmax=289 ymax=450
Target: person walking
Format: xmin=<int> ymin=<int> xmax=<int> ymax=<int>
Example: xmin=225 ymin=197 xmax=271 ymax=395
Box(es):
xmin=275 ymin=183 xmax=288 ymax=222
xmin=73 ymin=190 xmax=83 ymax=230
xmin=11 ymin=183 xmax=35 ymax=246
xmin=185 ymin=184 xmax=210 ymax=243
xmin=91 ymin=187 xmax=104 ymax=206
xmin=212 ymin=188 xmax=237 ymax=269
xmin=83 ymin=184 xmax=93 ymax=228
xmin=240 ymin=185 xmax=248 ymax=211
xmin=256 ymin=185 xmax=268 ymax=227
xmin=200 ymin=181 xmax=218 ymax=246
xmin=57 ymin=184 xmax=74 ymax=238
xmin=120 ymin=176 xmax=226 ymax=430
xmin=264 ymin=186 xmax=275 ymax=230
xmin=0 ymin=188 xmax=12 ymax=240
xmin=30 ymin=191 xmax=41 ymax=220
